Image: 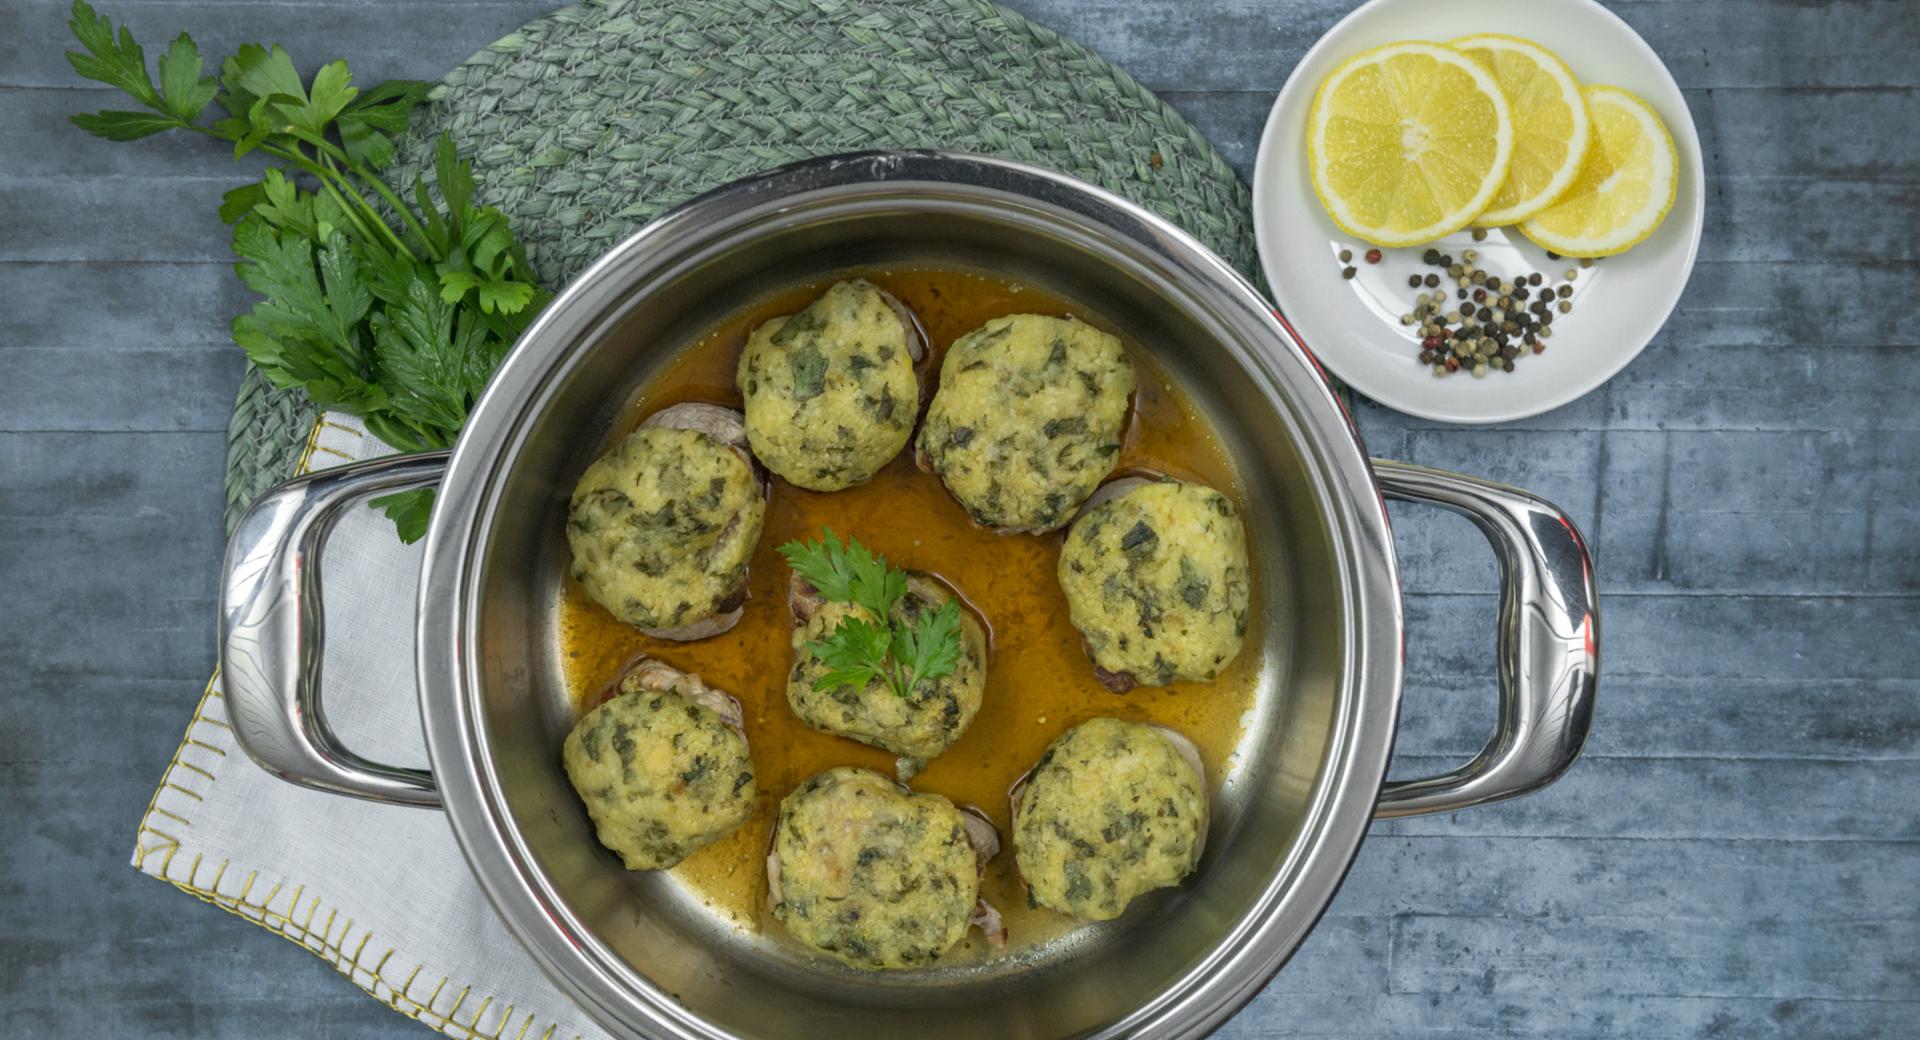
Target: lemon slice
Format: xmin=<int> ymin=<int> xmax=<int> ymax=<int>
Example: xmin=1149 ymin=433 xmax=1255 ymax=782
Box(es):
xmin=1450 ymin=34 xmax=1591 ymax=226
xmin=1519 ymin=85 xmax=1677 ymax=257
xmin=1307 ymin=40 xmax=1514 ymax=247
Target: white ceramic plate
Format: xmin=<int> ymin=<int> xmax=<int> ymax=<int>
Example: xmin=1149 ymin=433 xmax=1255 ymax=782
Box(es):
xmin=1251 ymin=0 xmax=1705 ymax=424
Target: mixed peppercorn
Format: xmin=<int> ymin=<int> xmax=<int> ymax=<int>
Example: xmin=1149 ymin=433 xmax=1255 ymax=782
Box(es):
xmin=1338 ymin=243 xmax=1595 ymax=379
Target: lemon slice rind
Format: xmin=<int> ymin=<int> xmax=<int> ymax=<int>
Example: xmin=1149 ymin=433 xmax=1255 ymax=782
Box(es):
xmin=1307 ymin=40 xmax=1515 ymax=248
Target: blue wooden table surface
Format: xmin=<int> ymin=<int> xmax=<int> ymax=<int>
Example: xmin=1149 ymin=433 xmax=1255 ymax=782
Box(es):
xmin=2 ymin=0 xmax=1916 ymax=1036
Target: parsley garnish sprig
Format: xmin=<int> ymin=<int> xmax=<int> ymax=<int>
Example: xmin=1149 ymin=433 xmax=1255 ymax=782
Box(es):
xmin=778 ymin=530 xmax=964 ymax=700
xmin=64 ymin=1 xmax=550 ymax=541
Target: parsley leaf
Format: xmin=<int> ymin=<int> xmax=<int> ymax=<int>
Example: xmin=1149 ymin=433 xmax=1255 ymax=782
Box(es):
xmin=806 ymin=614 xmax=893 ymax=694
xmin=896 ymin=598 xmax=964 ymax=692
xmin=65 ymin=0 xmax=161 ymax=109
xmin=370 ymin=278 xmax=498 ymax=438
xmin=64 ymin=2 xmax=547 ymax=544
xmin=335 ymin=79 xmax=431 ymax=169
xmin=157 ymin=33 xmax=218 ymax=120
xmin=780 ymin=530 xmax=963 ymax=700
xmin=369 ymin=488 xmax=436 ymax=544
xmin=68 ymin=110 xmax=182 ymax=141
xmin=778 ymin=529 xmax=905 ymax=618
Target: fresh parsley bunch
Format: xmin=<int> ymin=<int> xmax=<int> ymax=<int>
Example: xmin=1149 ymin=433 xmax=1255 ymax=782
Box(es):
xmin=778 ymin=530 xmax=965 ymax=700
xmin=65 ymin=0 xmax=550 ymax=541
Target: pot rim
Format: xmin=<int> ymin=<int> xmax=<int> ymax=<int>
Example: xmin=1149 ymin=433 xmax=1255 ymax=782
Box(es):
xmin=415 ymin=150 xmax=1405 ymax=1040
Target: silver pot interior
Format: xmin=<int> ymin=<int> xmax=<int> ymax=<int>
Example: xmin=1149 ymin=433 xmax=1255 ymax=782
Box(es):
xmin=445 ymin=155 xmax=1390 ymax=1039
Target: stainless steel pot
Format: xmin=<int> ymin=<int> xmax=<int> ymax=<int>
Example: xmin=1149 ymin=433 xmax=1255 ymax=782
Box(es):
xmin=220 ymin=151 xmax=1597 ymax=1039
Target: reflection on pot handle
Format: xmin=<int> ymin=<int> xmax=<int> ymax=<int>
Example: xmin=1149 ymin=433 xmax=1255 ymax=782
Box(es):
xmin=220 ymin=451 xmax=452 ymax=808
xmin=1371 ymin=460 xmax=1598 ymax=819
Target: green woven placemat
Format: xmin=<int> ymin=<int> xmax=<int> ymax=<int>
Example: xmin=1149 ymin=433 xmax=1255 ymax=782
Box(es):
xmin=223 ymin=0 xmax=1258 ymax=531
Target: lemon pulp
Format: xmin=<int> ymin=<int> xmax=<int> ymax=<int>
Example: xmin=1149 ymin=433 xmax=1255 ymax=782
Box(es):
xmin=1451 ymin=34 xmax=1591 ymax=226
xmin=1519 ymin=84 xmax=1678 ymax=257
xmin=1307 ymin=41 xmax=1514 ymax=248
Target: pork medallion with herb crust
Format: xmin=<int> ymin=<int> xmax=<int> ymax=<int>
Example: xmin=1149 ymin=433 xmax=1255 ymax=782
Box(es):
xmin=916 ymin=314 xmax=1135 ymax=532
xmin=779 ymin=531 xmax=988 ymax=768
xmin=768 ymin=767 xmax=1004 ymax=970
xmin=1011 ymin=717 xmax=1207 ymax=921
xmin=561 ymin=657 xmax=757 ymax=871
xmin=737 ymin=279 xmax=926 ymax=491
xmin=1057 ymin=477 xmax=1250 ymax=691
xmin=566 ymin=404 xmax=767 ymax=640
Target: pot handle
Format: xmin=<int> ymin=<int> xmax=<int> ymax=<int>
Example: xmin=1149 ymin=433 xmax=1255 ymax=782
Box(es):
xmin=220 ymin=451 xmax=452 ymax=808
xmin=1371 ymin=460 xmax=1598 ymax=819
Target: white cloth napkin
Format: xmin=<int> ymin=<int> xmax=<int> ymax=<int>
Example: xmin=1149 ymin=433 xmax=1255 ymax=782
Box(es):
xmin=134 ymin=413 xmax=609 ymax=1040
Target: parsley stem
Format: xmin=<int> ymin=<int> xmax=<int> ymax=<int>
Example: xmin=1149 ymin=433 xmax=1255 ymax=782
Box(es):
xmin=281 ymin=126 xmax=436 ymax=260
xmin=262 ymin=140 xmax=388 ymax=254
xmin=184 ymin=123 xmax=397 ymax=257
xmin=320 ymin=152 xmax=417 ymax=262
xmin=302 ymin=150 xmax=388 ymax=254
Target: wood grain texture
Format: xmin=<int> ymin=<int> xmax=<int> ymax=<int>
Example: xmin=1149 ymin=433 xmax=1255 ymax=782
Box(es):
xmin=0 ymin=0 xmax=1916 ymax=1037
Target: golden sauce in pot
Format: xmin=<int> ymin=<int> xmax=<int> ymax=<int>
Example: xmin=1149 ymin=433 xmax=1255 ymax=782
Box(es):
xmin=557 ymin=268 xmax=1260 ymax=958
